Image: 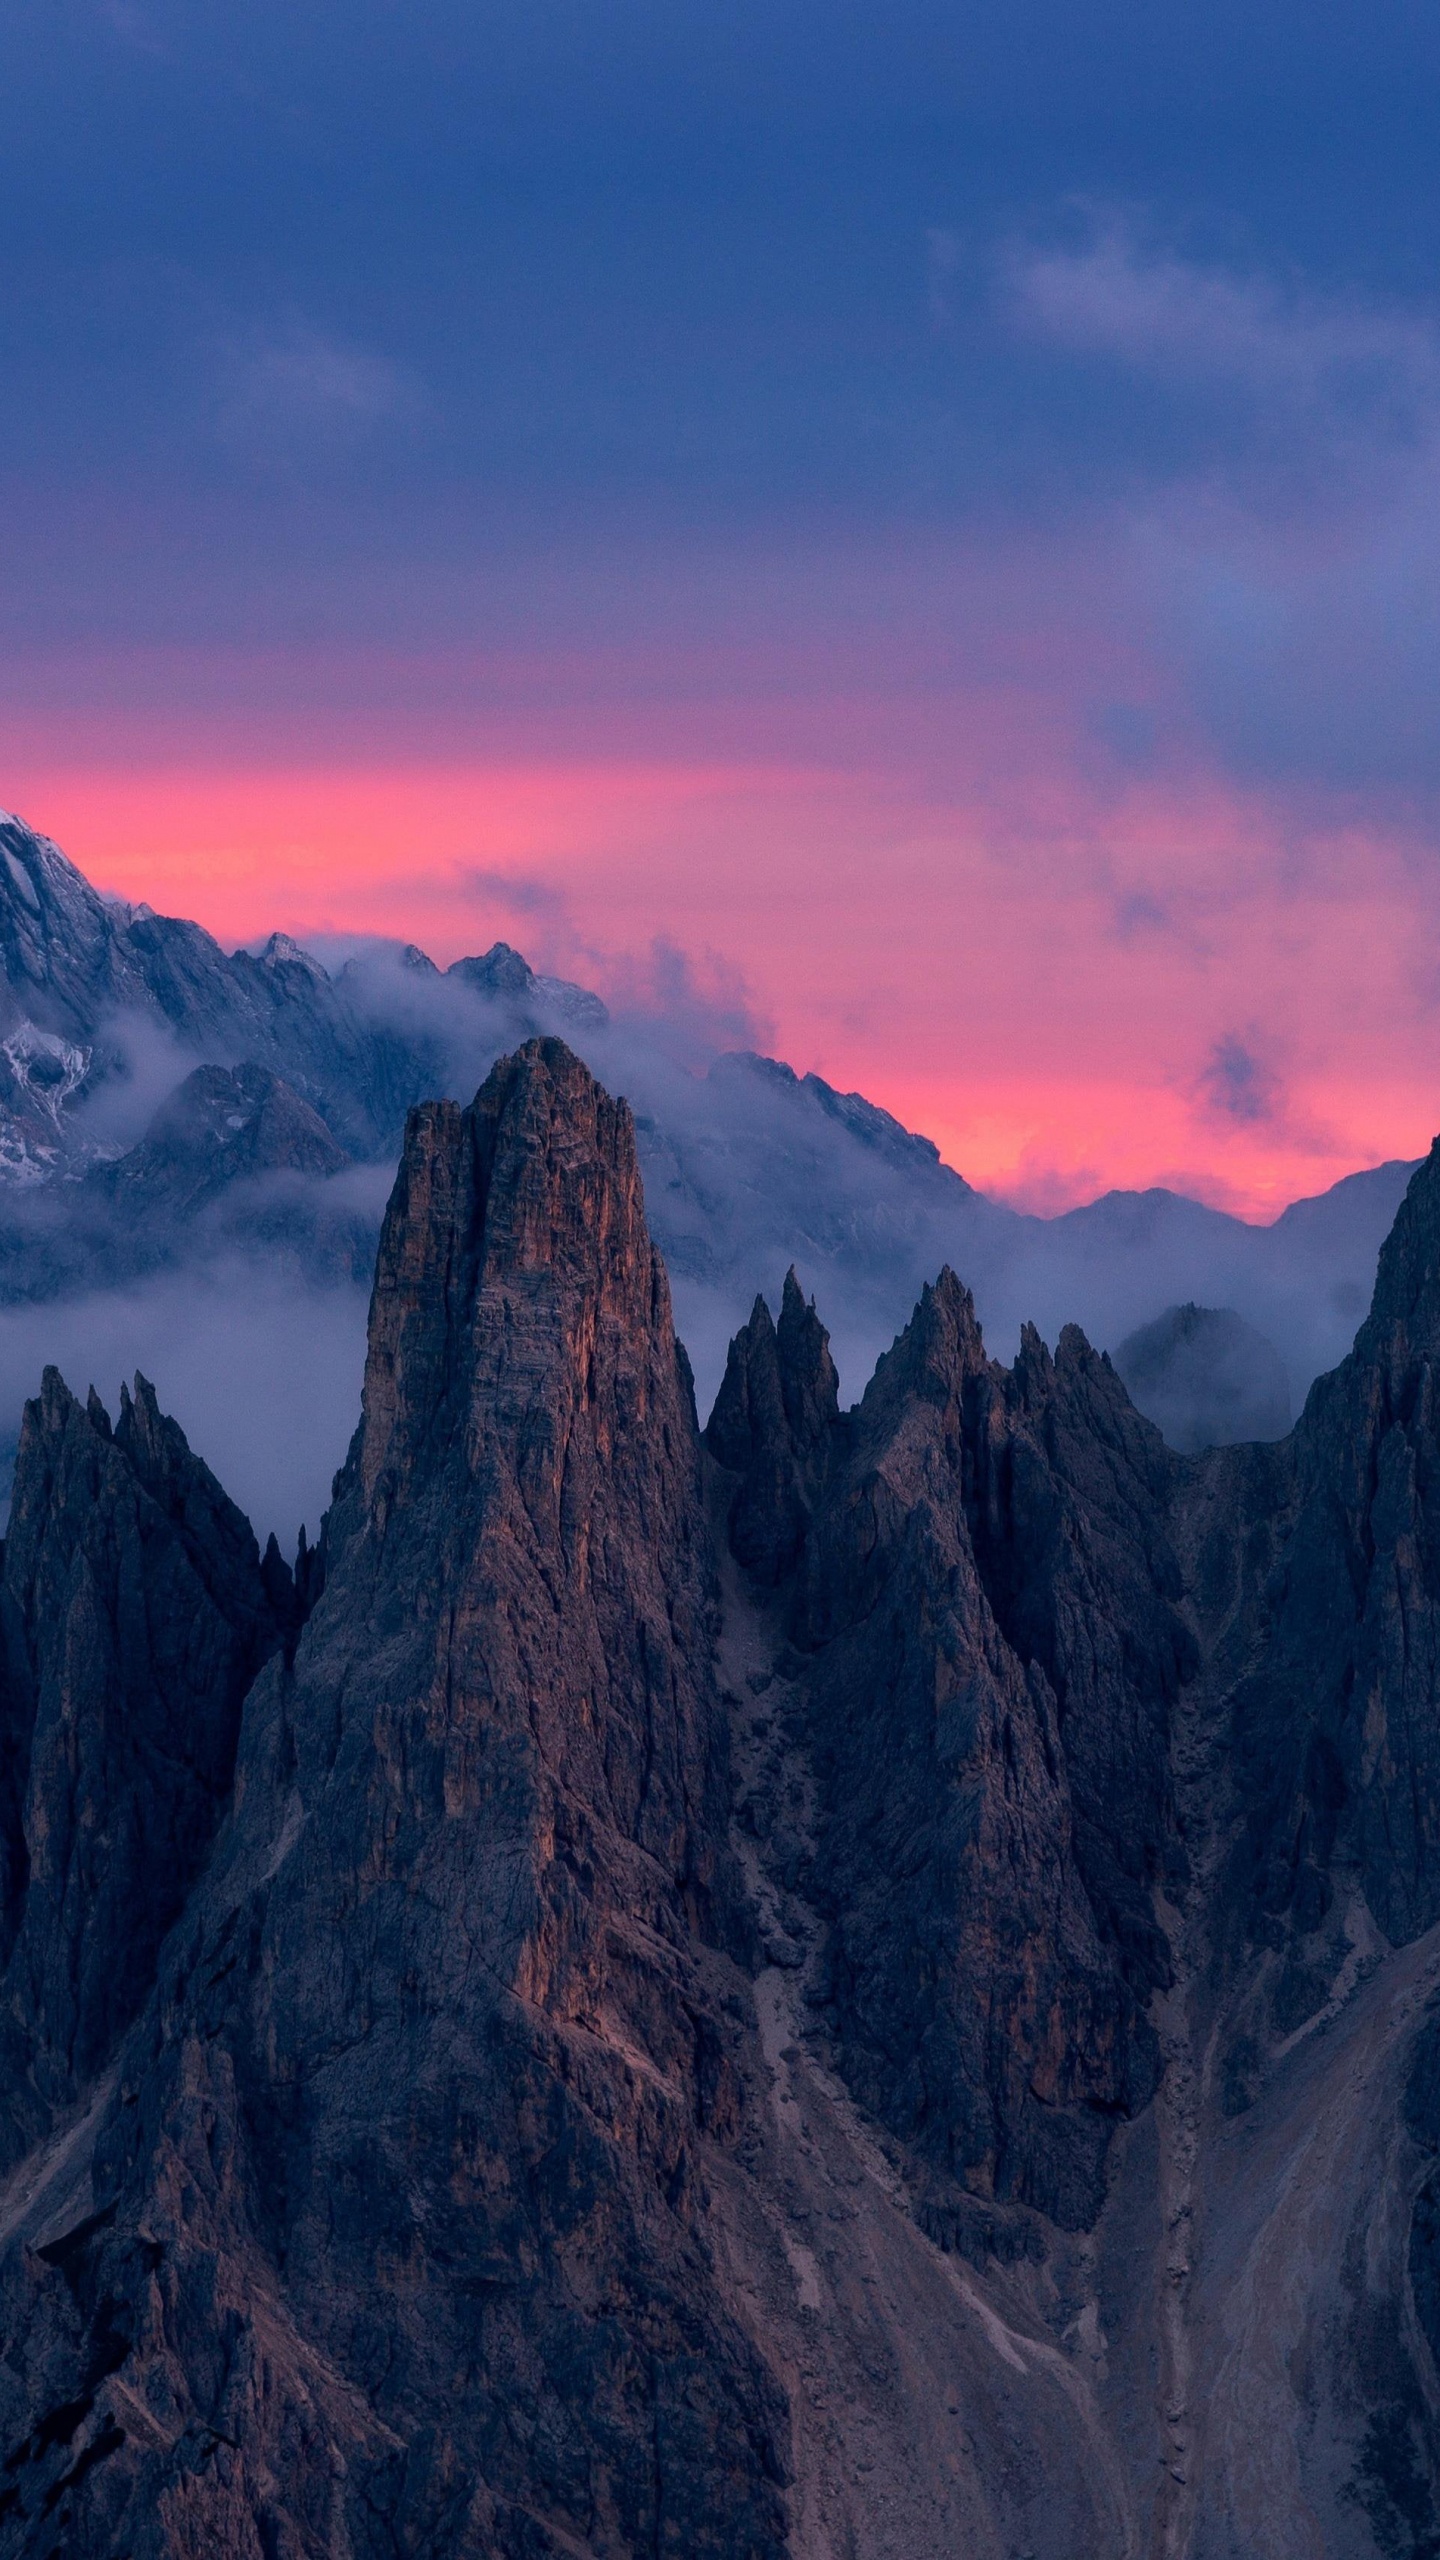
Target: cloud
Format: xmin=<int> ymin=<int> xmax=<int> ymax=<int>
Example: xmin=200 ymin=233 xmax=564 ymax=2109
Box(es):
xmin=1185 ymin=1029 xmax=1339 ymax=1164
xmin=1111 ymin=887 xmax=1176 ymax=942
xmin=101 ymin=3 xmax=169 ymax=57
xmin=1090 ymin=703 xmax=1160 ymax=774
xmin=1006 ymin=221 xmax=1440 ymax=461
xmin=1197 ymin=1033 xmax=1281 ymax=1127
xmin=68 ymin=1009 xmax=204 ymax=1151
xmin=459 ymin=868 xmax=573 ymax=922
xmin=596 ymin=936 xmax=773 ymax=1059
xmin=993 ymin=219 xmax=1440 ymax=798
xmin=213 ymin=319 xmax=427 ymax=457
xmin=0 ymin=906 xmax=1412 ymax=1534
xmin=0 ymin=1261 xmax=369 ymax=1546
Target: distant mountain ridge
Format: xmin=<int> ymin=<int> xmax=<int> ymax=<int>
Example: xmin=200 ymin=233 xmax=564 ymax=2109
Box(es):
xmin=0 ymin=806 xmax=1420 ymax=1524
xmin=0 ymin=809 xmax=608 ymax=1171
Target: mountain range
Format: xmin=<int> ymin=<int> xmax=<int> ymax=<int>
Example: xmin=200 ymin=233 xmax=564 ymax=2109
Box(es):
xmin=0 ymin=807 xmax=1417 ymax=1540
xmin=0 ymin=1031 xmax=1437 ymax=2555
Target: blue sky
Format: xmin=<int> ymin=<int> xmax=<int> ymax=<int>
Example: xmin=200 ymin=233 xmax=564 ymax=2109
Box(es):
xmin=3 ymin=1 xmax=1440 ymax=1209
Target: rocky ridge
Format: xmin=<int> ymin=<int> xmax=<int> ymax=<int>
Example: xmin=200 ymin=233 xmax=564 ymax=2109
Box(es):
xmin=0 ymin=1039 xmax=1437 ymax=2553
xmin=0 ymin=808 xmax=1414 ymax=1430
xmin=0 ymin=1371 xmax=288 ymax=2178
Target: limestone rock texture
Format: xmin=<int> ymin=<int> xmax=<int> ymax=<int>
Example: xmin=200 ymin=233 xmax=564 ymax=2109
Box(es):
xmin=3 ymin=1041 xmax=1440 ymax=2556
xmin=703 ymin=1267 xmax=838 ymax=1582
xmin=0 ymin=1370 xmax=284 ymax=2176
xmin=0 ymin=1041 xmax=785 ymax=2559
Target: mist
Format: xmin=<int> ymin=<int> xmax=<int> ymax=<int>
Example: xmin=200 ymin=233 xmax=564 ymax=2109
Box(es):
xmin=70 ymin=1009 xmax=208 ymax=1153
xmin=0 ymin=1261 xmax=369 ymax=1547
xmin=0 ymin=920 xmax=1416 ymax=1546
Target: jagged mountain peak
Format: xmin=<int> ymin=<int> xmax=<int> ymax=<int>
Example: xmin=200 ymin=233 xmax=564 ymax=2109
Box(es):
xmin=704 ymin=1266 xmax=839 ymax=1580
xmin=105 ymin=1060 xmax=350 ymax=1201
xmin=0 ymin=1036 xmax=784 ymax=2556
xmin=249 ymin=928 xmax=328 ymax=978
xmin=446 ymin=937 xmax=534 ymax=996
xmin=1113 ymin=1299 xmax=1293 ymax=1450
xmin=0 ymin=1362 xmax=282 ymax=2171
xmin=0 ymin=811 xmax=1417 ymax=1522
xmin=708 ymin=1045 xmax=964 ymax=1185
xmin=857 ymin=1260 xmax=990 ymax=1427
xmin=444 ymin=940 xmax=611 ymax=1030
xmin=1352 ymin=1126 xmax=1440 ymax=1361
xmin=0 ymin=813 xmax=140 ymax=1035
xmin=358 ymin=1034 xmax=664 ymax=1515
xmin=2 ymin=1048 xmax=1440 ymax=2548
xmin=775 ymin=1263 xmax=840 ymax=1443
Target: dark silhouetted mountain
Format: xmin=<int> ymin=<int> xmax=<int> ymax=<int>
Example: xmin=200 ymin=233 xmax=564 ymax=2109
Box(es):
xmin=703 ymin=1266 xmax=838 ymax=1582
xmin=0 ymin=1041 xmax=786 ymax=2558
xmin=794 ymin=1279 xmax=1172 ymax=2232
xmin=1214 ymin=1138 xmax=1440 ymax=1959
xmin=1 ymin=1041 xmax=1439 ymax=2552
xmin=0 ymin=1370 xmax=288 ymax=2176
xmin=1113 ymin=1300 xmax=1293 ymax=1450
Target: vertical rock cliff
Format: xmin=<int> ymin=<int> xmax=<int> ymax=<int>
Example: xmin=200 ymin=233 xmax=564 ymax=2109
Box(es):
xmin=704 ymin=1267 xmax=838 ymax=1582
xmin=717 ymin=1269 xmax=1177 ymax=2232
xmin=0 ymin=1039 xmax=784 ymax=2559
xmin=1220 ymin=1133 xmax=1440 ymax=1965
xmin=0 ymin=1370 xmax=282 ymax=2174
xmin=705 ymin=1159 xmax=1440 ymax=2550
xmin=3 ymin=1045 xmax=1440 ymax=2557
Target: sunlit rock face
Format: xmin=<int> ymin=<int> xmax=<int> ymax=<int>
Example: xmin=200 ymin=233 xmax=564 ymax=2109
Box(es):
xmin=0 ymin=1039 xmax=785 ymax=2560
xmin=2 ymin=1045 xmax=1440 ymax=2557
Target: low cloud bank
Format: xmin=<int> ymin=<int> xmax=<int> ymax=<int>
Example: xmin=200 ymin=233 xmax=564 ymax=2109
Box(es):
xmin=0 ymin=923 xmax=1416 ymax=1540
xmin=0 ymin=1262 xmax=370 ymax=1547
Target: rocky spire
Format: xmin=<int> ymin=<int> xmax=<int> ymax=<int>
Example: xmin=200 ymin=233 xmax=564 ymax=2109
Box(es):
xmin=775 ymin=1264 xmax=840 ymax=1444
xmin=0 ymin=1368 xmax=281 ymax=2172
xmin=0 ymin=1040 xmax=784 ymax=2557
xmin=790 ymin=1278 xmax=1161 ymax=2230
xmin=705 ymin=1265 xmax=838 ymax=1582
xmin=1215 ymin=1136 xmax=1440 ymax=1961
xmin=9 ymin=1047 xmax=1440 ymax=2553
xmin=965 ymin=1319 xmax=1190 ymax=2006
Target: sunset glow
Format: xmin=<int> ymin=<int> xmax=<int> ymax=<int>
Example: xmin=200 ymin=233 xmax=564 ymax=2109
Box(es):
xmin=3 ymin=0 xmax=1439 ymax=1224
xmin=9 ymin=738 xmax=1436 ymax=1219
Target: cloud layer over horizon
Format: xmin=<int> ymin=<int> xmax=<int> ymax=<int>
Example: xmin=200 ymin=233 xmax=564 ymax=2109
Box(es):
xmin=2 ymin=1 xmax=1438 ymax=1211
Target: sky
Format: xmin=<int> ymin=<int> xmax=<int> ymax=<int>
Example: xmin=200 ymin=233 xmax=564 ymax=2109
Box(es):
xmin=3 ymin=0 xmax=1440 ymax=1214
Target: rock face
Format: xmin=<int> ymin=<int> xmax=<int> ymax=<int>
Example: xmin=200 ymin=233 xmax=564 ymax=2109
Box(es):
xmin=701 ymin=1151 xmax=1440 ymax=2539
xmin=0 ymin=1064 xmax=378 ymax=1305
xmin=3 ymin=1042 xmax=1440 ymax=2556
xmin=96 ymin=1063 xmax=350 ymax=1211
xmin=0 ymin=1040 xmax=784 ymax=2559
xmin=0 ymin=1372 xmax=284 ymax=2174
xmin=703 ymin=1267 xmax=838 ymax=1581
xmin=1218 ymin=1141 xmax=1440 ymax=1962
xmin=715 ymin=1274 xmax=1182 ymax=2232
xmin=0 ymin=809 xmax=606 ymax=1170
